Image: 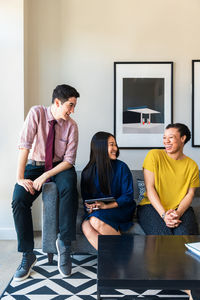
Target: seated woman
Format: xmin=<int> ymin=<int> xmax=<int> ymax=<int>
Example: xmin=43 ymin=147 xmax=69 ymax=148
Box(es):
xmin=137 ymin=123 xmax=199 ymax=235
xmin=81 ymin=131 xmax=136 ymax=250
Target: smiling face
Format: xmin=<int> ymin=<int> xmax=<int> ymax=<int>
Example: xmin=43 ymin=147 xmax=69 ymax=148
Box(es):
xmin=108 ymin=136 xmax=118 ymax=160
xmin=163 ymin=128 xmax=186 ymax=155
xmin=55 ymin=97 xmax=77 ymax=120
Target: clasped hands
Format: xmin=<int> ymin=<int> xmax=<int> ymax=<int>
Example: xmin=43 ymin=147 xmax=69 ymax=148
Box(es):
xmin=163 ymin=209 xmax=182 ymax=228
xmin=85 ymin=201 xmax=107 ymax=213
xmin=17 ymin=173 xmax=49 ymax=194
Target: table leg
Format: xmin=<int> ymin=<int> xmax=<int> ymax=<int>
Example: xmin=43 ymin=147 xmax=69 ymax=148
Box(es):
xmin=97 ymin=284 xmax=101 ymax=300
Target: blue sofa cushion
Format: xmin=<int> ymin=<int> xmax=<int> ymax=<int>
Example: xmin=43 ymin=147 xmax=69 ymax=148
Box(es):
xmin=137 ymin=179 xmax=146 ymax=204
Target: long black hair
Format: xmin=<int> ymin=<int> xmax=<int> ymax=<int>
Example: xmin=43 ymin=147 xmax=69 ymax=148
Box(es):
xmin=82 ymin=131 xmax=119 ymax=196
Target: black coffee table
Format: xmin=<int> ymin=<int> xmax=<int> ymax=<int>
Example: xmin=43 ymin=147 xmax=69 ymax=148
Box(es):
xmin=97 ymin=235 xmax=200 ymax=299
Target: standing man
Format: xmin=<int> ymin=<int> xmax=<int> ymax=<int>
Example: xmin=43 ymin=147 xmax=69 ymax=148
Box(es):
xmin=138 ymin=123 xmax=199 ymax=235
xmin=12 ymin=84 xmax=79 ymax=281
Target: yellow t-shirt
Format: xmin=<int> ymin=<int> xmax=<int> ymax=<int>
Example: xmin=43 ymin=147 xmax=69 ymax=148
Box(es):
xmin=139 ymin=149 xmax=200 ymax=210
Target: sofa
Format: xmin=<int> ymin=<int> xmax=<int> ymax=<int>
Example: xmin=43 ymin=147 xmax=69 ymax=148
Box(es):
xmin=42 ymin=170 xmax=200 ymax=262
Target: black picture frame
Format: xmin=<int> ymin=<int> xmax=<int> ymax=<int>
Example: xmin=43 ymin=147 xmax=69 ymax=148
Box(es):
xmin=114 ymin=61 xmax=173 ymax=149
xmin=192 ymin=60 xmax=200 ymax=147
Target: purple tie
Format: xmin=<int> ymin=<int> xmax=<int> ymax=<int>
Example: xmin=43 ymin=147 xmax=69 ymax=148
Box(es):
xmin=45 ymin=120 xmax=56 ymax=172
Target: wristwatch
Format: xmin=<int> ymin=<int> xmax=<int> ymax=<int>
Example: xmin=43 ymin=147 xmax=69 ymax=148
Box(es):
xmin=161 ymin=212 xmax=166 ymax=219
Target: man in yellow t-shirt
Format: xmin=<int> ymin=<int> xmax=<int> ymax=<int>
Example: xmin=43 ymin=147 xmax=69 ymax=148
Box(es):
xmin=138 ymin=123 xmax=199 ymax=235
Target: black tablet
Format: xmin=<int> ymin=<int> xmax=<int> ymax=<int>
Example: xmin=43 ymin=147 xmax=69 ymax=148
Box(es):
xmin=85 ymin=197 xmax=115 ymax=204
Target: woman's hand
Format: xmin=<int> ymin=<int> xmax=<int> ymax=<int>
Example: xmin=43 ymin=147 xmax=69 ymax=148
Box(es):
xmin=164 ymin=209 xmax=182 ymax=228
xmin=85 ymin=200 xmax=118 ymax=213
xmin=85 ymin=201 xmax=107 ymax=213
xmin=85 ymin=202 xmax=99 ymax=213
xmin=94 ymin=200 xmax=118 ymax=210
xmin=94 ymin=201 xmax=108 ymax=209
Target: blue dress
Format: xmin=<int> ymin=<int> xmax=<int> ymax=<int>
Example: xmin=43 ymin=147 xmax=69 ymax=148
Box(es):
xmin=81 ymin=159 xmax=136 ymax=232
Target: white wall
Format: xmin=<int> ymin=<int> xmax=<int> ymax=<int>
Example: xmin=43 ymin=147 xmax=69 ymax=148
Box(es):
xmin=1 ymin=0 xmax=200 ymax=237
xmin=0 ymin=0 xmax=24 ymax=239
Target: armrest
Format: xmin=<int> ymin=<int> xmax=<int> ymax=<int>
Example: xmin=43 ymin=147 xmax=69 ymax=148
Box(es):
xmin=42 ymin=182 xmax=58 ymax=254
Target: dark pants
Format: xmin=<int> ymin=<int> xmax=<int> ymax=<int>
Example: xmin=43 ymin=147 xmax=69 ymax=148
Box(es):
xmin=137 ymin=204 xmax=199 ymax=235
xmin=12 ymin=164 xmax=78 ymax=252
xmin=191 ymin=290 xmax=200 ymax=300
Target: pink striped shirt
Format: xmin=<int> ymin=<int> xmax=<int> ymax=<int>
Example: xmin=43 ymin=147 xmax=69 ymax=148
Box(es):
xmin=18 ymin=105 xmax=78 ymax=165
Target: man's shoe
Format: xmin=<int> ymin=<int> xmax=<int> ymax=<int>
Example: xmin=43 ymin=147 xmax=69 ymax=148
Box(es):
xmin=56 ymin=235 xmax=72 ymax=277
xmin=14 ymin=252 xmax=37 ymax=282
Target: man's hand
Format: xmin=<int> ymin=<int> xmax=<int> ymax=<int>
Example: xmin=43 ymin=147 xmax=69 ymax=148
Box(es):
xmin=17 ymin=179 xmax=35 ymax=195
xmin=33 ymin=173 xmax=48 ymax=191
xmin=164 ymin=209 xmax=182 ymax=228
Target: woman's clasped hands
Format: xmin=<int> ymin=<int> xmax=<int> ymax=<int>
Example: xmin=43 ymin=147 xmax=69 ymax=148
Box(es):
xmin=164 ymin=209 xmax=182 ymax=228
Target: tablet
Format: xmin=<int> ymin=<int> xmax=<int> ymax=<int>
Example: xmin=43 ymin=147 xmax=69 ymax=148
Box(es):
xmin=85 ymin=197 xmax=115 ymax=204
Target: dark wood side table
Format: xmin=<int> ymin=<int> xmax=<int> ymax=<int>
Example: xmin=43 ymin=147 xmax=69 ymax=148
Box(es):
xmin=97 ymin=235 xmax=200 ymax=299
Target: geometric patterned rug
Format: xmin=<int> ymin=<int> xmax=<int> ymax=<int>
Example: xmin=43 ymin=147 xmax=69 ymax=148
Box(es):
xmin=1 ymin=250 xmax=189 ymax=299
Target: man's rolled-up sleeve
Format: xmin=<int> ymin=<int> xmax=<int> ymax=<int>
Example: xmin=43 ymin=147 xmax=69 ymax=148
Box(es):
xmin=63 ymin=123 xmax=78 ymax=165
xmin=18 ymin=107 xmax=38 ymax=150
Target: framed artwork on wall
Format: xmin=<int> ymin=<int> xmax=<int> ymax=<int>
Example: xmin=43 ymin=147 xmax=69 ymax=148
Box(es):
xmin=114 ymin=61 xmax=173 ymax=149
xmin=192 ymin=60 xmax=200 ymax=147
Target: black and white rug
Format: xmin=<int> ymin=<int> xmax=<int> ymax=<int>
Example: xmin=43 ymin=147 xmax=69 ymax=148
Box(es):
xmin=1 ymin=250 xmax=189 ymax=299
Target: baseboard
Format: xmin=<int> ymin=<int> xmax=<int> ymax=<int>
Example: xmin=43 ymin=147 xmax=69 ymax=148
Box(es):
xmin=0 ymin=228 xmax=17 ymax=240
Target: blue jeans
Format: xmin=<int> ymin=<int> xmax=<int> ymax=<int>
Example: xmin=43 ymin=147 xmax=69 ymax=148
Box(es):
xmin=12 ymin=164 xmax=78 ymax=252
xmin=137 ymin=204 xmax=199 ymax=235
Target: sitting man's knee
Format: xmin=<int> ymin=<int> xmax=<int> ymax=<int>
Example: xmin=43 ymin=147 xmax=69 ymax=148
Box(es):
xmin=12 ymin=184 xmax=33 ymax=210
xmin=57 ymin=176 xmax=77 ymax=196
xmin=12 ymin=193 xmax=26 ymax=211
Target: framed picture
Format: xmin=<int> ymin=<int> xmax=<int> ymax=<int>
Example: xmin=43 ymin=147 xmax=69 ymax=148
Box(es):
xmin=114 ymin=62 xmax=173 ymax=149
xmin=192 ymin=60 xmax=200 ymax=147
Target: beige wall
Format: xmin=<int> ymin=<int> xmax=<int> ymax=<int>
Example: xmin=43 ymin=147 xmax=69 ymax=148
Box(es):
xmin=24 ymin=0 xmax=62 ymax=115
xmin=25 ymin=0 xmax=200 ymax=172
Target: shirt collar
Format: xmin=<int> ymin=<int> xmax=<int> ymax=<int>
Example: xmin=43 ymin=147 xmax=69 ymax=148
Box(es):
xmin=47 ymin=106 xmax=54 ymax=122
